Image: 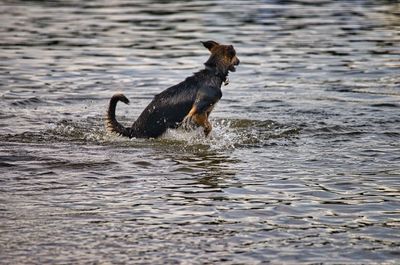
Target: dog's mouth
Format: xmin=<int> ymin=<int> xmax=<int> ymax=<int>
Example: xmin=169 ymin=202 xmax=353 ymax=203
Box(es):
xmin=229 ymin=58 xmax=240 ymax=72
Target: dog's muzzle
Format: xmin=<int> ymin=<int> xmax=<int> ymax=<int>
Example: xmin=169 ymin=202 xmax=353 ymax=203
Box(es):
xmin=230 ymin=58 xmax=240 ymax=72
xmin=235 ymin=58 xmax=240 ymax=66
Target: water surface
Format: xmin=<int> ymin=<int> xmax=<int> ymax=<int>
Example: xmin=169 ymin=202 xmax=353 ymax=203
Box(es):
xmin=1 ymin=0 xmax=400 ymax=264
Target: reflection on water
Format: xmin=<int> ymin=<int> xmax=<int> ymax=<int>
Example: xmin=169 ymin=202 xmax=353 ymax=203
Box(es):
xmin=1 ymin=0 xmax=400 ymax=264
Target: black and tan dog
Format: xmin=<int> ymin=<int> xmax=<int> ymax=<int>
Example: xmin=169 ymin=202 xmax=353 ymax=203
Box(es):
xmin=105 ymin=40 xmax=240 ymax=138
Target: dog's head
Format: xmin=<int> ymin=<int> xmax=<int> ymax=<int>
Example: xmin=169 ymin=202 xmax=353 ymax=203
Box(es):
xmin=202 ymin=40 xmax=240 ymax=74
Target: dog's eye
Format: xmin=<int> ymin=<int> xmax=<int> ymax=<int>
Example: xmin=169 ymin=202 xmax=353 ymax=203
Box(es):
xmin=227 ymin=46 xmax=236 ymax=57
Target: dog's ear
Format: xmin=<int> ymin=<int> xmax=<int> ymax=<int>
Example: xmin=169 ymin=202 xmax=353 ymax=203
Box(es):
xmin=201 ymin=40 xmax=219 ymax=51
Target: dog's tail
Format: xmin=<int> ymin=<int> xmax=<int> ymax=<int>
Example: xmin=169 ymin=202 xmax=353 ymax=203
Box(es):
xmin=105 ymin=93 xmax=131 ymax=137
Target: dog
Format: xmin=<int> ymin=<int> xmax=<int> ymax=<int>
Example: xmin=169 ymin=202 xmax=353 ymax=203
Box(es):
xmin=105 ymin=40 xmax=240 ymax=138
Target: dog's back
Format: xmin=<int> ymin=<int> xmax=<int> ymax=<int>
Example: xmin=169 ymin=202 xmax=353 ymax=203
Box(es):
xmin=130 ymin=77 xmax=198 ymax=138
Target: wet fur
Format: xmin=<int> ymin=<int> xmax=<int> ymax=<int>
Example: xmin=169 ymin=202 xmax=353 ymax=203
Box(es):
xmin=105 ymin=41 xmax=240 ymax=138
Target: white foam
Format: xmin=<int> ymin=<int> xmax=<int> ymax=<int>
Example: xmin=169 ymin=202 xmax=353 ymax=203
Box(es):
xmin=162 ymin=119 xmax=243 ymax=150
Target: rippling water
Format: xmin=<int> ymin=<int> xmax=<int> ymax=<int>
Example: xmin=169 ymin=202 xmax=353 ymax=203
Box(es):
xmin=1 ymin=0 xmax=400 ymax=264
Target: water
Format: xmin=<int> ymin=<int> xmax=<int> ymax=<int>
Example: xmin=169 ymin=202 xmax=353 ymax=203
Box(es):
xmin=1 ymin=0 xmax=399 ymax=263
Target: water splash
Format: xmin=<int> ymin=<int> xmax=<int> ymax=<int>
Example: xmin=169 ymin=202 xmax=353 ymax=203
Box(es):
xmin=162 ymin=119 xmax=242 ymax=150
xmin=162 ymin=118 xmax=300 ymax=150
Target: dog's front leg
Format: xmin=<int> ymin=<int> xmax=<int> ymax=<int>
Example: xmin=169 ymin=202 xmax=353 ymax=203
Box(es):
xmin=182 ymin=106 xmax=212 ymax=136
xmin=192 ymin=112 xmax=212 ymax=137
xmin=181 ymin=106 xmax=197 ymax=131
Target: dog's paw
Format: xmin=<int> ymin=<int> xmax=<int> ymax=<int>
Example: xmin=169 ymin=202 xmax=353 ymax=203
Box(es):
xmin=204 ymin=124 xmax=212 ymax=137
